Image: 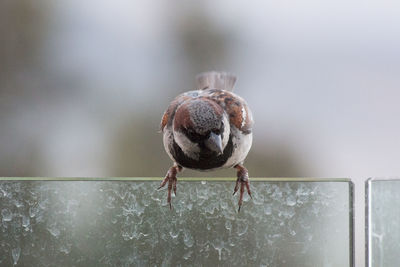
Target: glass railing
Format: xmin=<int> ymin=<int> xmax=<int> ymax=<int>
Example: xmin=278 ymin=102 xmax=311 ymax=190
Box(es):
xmin=0 ymin=178 xmax=353 ymax=266
xmin=366 ymin=178 xmax=400 ymax=267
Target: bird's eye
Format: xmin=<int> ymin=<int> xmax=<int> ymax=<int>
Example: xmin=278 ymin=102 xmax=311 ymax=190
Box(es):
xmin=213 ymin=129 xmax=221 ymax=135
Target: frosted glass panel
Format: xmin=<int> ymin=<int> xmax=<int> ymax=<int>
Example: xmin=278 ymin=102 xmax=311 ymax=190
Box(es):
xmin=367 ymin=179 xmax=400 ymax=267
xmin=0 ymin=178 xmax=353 ymax=266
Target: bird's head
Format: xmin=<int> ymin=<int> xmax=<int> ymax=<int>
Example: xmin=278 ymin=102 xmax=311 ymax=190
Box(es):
xmin=173 ymin=98 xmax=230 ymax=155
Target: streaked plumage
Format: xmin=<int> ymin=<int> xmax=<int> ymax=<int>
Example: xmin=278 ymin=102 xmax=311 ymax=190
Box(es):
xmin=159 ymin=71 xmax=254 ymax=211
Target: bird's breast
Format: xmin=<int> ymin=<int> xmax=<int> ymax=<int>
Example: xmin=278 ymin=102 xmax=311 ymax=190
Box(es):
xmin=170 ymin=135 xmax=234 ymax=171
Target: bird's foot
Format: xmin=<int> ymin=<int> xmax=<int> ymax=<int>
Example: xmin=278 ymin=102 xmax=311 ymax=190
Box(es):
xmin=233 ymin=164 xmax=252 ymax=212
xmin=158 ymin=165 xmax=181 ymax=209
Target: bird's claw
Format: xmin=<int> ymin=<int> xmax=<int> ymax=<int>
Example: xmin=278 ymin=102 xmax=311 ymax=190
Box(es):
xmin=158 ymin=165 xmax=180 ymax=209
xmin=234 ymin=165 xmax=252 ymax=212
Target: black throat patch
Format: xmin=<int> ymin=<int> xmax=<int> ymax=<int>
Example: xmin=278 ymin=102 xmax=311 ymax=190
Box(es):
xmin=171 ymin=134 xmax=234 ymax=170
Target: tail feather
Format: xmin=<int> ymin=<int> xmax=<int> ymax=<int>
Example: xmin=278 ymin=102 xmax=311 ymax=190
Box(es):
xmin=196 ymin=71 xmax=237 ymax=91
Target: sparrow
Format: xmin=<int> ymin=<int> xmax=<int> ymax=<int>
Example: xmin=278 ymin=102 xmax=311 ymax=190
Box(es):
xmin=159 ymin=71 xmax=254 ymax=211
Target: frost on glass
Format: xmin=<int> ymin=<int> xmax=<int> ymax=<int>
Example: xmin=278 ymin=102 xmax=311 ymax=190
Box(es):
xmin=367 ymin=179 xmax=400 ymax=267
xmin=0 ymin=180 xmax=352 ymax=266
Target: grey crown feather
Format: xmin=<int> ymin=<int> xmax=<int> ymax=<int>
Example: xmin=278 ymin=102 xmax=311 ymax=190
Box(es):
xmin=196 ymin=71 xmax=237 ymax=91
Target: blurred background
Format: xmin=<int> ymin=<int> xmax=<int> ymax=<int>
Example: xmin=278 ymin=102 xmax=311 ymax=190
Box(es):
xmin=1 ymin=0 xmax=399 ymax=265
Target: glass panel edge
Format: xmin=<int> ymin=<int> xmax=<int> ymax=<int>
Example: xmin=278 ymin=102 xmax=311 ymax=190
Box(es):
xmin=0 ymin=177 xmax=352 ymax=182
xmin=365 ymin=178 xmax=372 ymax=267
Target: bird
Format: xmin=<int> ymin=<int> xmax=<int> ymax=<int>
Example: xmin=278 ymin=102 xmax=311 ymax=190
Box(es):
xmin=159 ymin=71 xmax=254 ymax=211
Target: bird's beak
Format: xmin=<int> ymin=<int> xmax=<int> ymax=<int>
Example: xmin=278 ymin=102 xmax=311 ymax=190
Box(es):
xmin=205 ymin=132 xmax=223 ymax=155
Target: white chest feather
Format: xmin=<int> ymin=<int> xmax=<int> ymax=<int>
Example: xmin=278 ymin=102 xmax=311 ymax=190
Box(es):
xmin=223 ymin=126 xmax=253 ymax=168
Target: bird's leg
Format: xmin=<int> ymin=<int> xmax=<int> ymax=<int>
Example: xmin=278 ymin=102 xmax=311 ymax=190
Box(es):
xmin=233 ymin=164 xmax=252 ymax=212
xmin=158 ymin=164 xmax=182 ymax=209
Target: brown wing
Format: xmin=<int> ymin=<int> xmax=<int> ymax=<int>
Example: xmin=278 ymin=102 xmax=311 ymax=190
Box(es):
xmin=202 ymin=89 xmax=253 ymax=134
xmin=160 ymin=94 xmax=192 ymax=131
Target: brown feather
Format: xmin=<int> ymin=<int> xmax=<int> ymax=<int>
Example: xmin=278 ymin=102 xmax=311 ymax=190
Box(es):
xmin=196 ymin=71 xmax=237 ymax=91
xmin=204 ymin=90 xmax=253 ymax=133
xmin=160 ymin=95 xmax=191 ymax=131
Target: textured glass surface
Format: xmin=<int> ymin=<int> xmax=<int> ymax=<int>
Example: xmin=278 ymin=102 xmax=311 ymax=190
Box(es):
xmin=367 ymin=179 xmax=400 ymax=267
xmin=0 ymin=178 xmax=352 ymax=266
